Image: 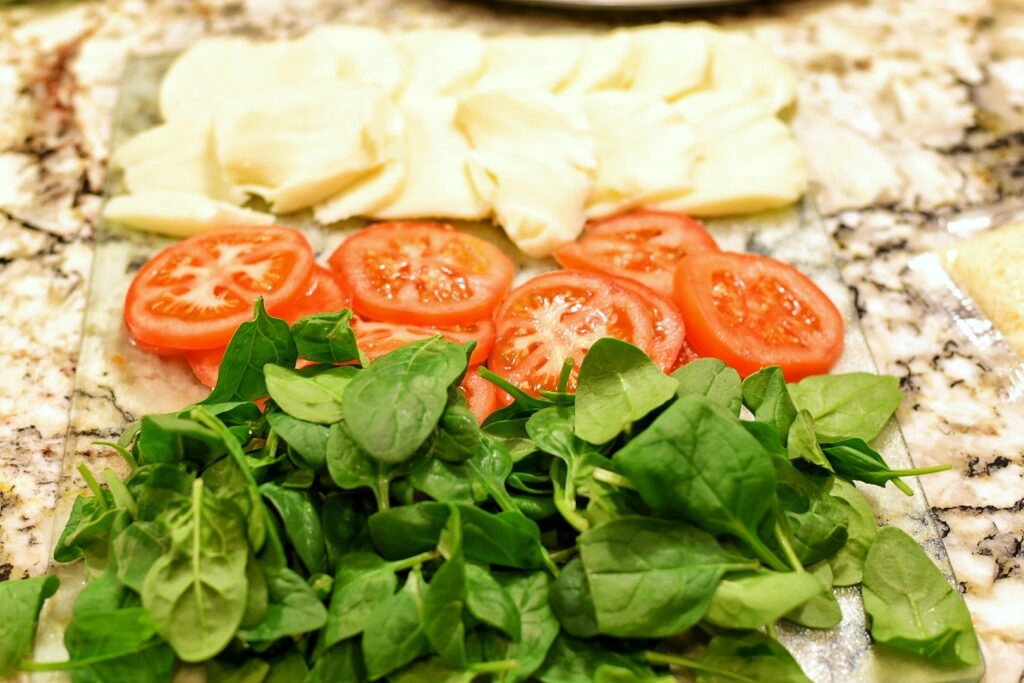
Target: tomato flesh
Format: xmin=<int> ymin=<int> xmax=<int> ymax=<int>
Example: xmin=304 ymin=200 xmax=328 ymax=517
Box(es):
xmin=673 ymin=251 xmax=844 ymax=381
xmin=610 ymin=277 xmax=685 ymax=372
xmin=554 ymin=210 xmax=719 ymax=296
xmin=353 ymin=318 xmax=494 ymax=366
xmin=460 ymin=370 xmax=499 ymax=425
xmin=488 ymin=270 xmax=657 ymax=398
xmin=329 ymin=222 xmax=515 ymax=326
xmin=125 ymin=226 xmax=314 ymax=350
xmin=277 ymin=266 xmax=352 ymax=324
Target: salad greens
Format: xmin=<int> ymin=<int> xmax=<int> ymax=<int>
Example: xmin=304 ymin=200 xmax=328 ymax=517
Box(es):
xmin=3 ymin=302 xmax=977 ymax=681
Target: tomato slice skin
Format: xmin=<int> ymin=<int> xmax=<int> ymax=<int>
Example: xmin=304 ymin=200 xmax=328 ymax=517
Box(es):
xmin=460 ymin=370 xmax=499 ymax=425
xmin=277 ymin=266 xmax=352 ymax=324
xmin=553 ymin=210 xmax=719 ymax=296
xmin=186 ymin=345 xmax=225 ymax=389
xmin=610 ymin=277 xmax=685 ymax=373
xmin=353 ymin=318 xmax=495 ymax=366
xmin=488 ymin=270 xmax=658 ymax=398
xmin=328 ymin=221 xmax=516 ymax=327
xmin=672 ymin=251 xmax=844 ymax=381
xmin=125 ymin=225 xmax=315 ymax=350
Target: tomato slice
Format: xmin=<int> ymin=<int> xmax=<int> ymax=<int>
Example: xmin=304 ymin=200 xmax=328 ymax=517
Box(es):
xmin=610 ymin=277 xmax=685 ymax=373
xmin=673 ymin=337 xmax=703 ymax=371
xmin=460 ymin=370 xmax=498 ymax=425
xmin=125 ymin=226 xmax=315 ymax=350
xmin=277 ymin=266 xmax=352 ymax=324
xmin=353 ymin=318 xmax=495 ymax=366
xmin=673 ymin=251 xmax=844 ymax=381
xmin=328 ymin=221 xmax=515 ymax=326
xmin=553 ymin=210 xmax=719 ymax=296
xmin=185 ymin=346 xmax=224 ymax=388
xmin=488 ymin=270 xmax=657 ymax=398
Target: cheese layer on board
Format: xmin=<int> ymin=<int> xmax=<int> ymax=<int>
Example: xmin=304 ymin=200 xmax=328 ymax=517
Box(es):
xmin=104 ymin=190 xmax=274 ymax=237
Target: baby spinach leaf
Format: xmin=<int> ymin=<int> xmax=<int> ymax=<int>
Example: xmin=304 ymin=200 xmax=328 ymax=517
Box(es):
xmin=361 ymin=572 xmax=431 ymax=680
xmin=742 ymin=366 xmax=797 ymax=444
xmin=142 ymin=480 xmax=249 ymax=662
xmin=492 ymin=571 xmax=560 ymax=683
xmin=482 ymin=418 xmax=536 ymax=461
xmin=828 ymin=479 xmax=877 ymax=586
xmin=789 ymin=372 xmax=902 ymax=443
xmin=695 ymin=632 xmax=812 ymax=683
xmin=390 ymin=658 xmax=478 ymax=683
xmin=788 ymin=410 xmax=832 ymax=470
xmin=307 ymin=640 xmax=366 ymax=683
xmin=527 ymin=406 xmax=587 ymax=465
xmin=465 ymin=563 xmax=521 ymax=639
xmin=238 ymin=565 xmax=327 ymax=642
xmin=408 ymin=457 xmax=475 ymax=505
xmin=207 ymin=658 xmax=271 ymax=683
xmin=768 ymin=461 xmax=849 ymax=567
xmin=112 ymin=521 xmax=167 ymax=593
xmin=202 ymin=440 xmax=267 ymax=552
xmin=0 ymin=575 xmax=59 ymax=675
xmin=671 ymin=358 xmax=742 ymax=415
xmin=549 ymin=558 xmax=599 ymax=638
xmin=422 ymin=507 xmax=467 ymax=668
xmin=579 ymin=516 xmax=757 ymax=637
xmin=61 ymin=607 xmax=175 ymax=683
xmin=823 ymin=438 xmax=948 ymax=494
xmin=290 ymin=309 xmax=363 ymax=366
xmin=260 ymin=484 xmax=326 ymax=575
xmin=263 ymin=647 xmax=310 ymax=683
xmin=614 ymin=396 xmax=782 ymax=569
xmin=125 ymin=464 xmax=193 ymax=522
xmin=241 ymin=555 xmax=269 ymax=630
xmin=265 ymin=412 xmax=330 ymax=470
xmin=321 ymin=494 xmax=372 ymax=570
xmin=573 ymin=338 xmax=678 ymax=444
xmin=73 ymin=570 xmax=131 ymax=617
xmin=136 ymin=414 xmax=225 ymax=467
xmin=704 ymin=570 xmax=824 ymax=629
xmin=343 ymin=337 xmax=467 ymax=464
xmin=862 ymin=527 xmax=981 ymax=666
xmin=537 ymin=636 xmax=655 ymax=683
xmin=323 ymin=553 xmax=397 ymax=646
xmin=595 ymin=665 xmax=675 ymax=683
xmin=326 ymin=421 xmax=382 ymax=492
xmin=205 ymin=299 xmax=297 ymax=404
xmin=264 ymin=365 xmax=357 ymax=424
xmin=784 ymin=561 xmax=842 ymax=629
xmin=433 ymin=392 xmax=482 ymax=464
xmin=53 ymin=492 xmax=116 ymax=564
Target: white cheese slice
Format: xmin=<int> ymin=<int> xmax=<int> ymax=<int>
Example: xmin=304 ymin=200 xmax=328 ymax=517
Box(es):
xmin=674 ymin=88 xmax=779 ymax=140
xmin=655 ymin=118 xmax=807 ymax=216
xmin=626 ymin=24 xmax=710 ymax=100
xmin=475 ymin=36 xmax=583 ymax=93
xmin=371 ymin=98 xmax=490 ymax=221
xmin=580 ymin=92 xmax=697 ymax=218
xmin=457 ymin=90 xmax=595 ymax=257
xmin=557 ymin=32 xmax=633 ymax=93
xmin=113 ymin=117 xmax=245 ymax=205
xmin=159 ymin=37 xmax=336 ymax=122
xmin=397 ymin=29 xmax=486 ymax=98
xmin=213 ymin=81 xmax=400 ymax=214
xmin=103 ymin=190 xmax=274 ymax=237
xmin=706 ymin=30 xmax=797 ymax=114
xmin=299 ymin=25 xmax=407 ymax=96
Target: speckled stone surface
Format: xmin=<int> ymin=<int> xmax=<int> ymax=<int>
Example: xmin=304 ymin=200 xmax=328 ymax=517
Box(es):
xmin=1 ymin=0 xmax=1023 ymax=680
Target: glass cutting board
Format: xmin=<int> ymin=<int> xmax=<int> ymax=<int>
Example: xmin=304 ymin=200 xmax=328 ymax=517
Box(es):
xmin=37 ymin=54 xmax=984 ymax=683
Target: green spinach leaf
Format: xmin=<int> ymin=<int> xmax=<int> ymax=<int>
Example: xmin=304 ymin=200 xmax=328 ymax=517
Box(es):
xmin=704 ymin=570 xmax=823 ymax=629
xmin=787 ymin=410 xmax=831 ymax=470
xmin=238 ymin=564 xmax=327 ymax=642
xmin=789 ymin=372 xmax=902 ymax=443
xmin=465 ymin=562 xmax=520 ymax=639
xmin=695 ymin=632 xmax=811 ymax=683
xmin=266 ymin=412 xmax=330 ymax=470
xmin=323 ymin=553 xmax=397 ymax=647
xmin=828 ymin=479 xmax=877 ymax=586
xmin=549 ymin=557 xmax=599 ymax=638
xmin=361 ymin=572 xmax=431 ymax=680
xmin=784 ymin=561 xmax=842 ymax=629
xmin=290 ymin=309 xmax=363 ymax=365
xmin=260 ymin=483 xmax=326 ymax=575
xmin=422 ymin=506 xmax=467 ymax=668
xmin=671 ymin=358 xmax=741 ymax=415
xmin=742 ymin=366 xmax=797 ymax=443
xmin=204 ymin=299 xmax=296 ymax=404
xmin=823 ymin=439 xmax=948 ymax=495
xmin=264 ymin=365 xmax=357 ymax=424
xmin=0 ymin=575 xmax=59 ymax=675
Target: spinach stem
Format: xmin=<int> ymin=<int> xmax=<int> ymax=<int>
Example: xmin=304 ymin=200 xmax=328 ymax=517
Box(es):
xmin=467 ymin=460 xmax=519 ymax=514
xmin=387 ymin=550 xmax=439 ymax=572
xmin=644 ymin=651 xmax=749 ymax=680
xmin=541 ymin=547 xmax=561 ymax=579
xmin=738 ymin=528 xmax=788 ymax=572
xmin=103 ymin=468 xmax=137 ymax=518
xmin=375 ymin=475 xmax=391 ymax=511
xmin=774 ymin=523 xmax=805 ymax=573
xmin=890 ymin=465 xmax=949 ymax=496
xmin=192 ymin=408 xmax=259 ymax=488
xmin=893 ymin=479 xmax=914 ymax=496
xmin=556 ymin=358 xmax=574 ymax=393
xmin=93 ymin=440 xmax=137 ymax=470
xmin=77 ymin=463 xmax=107 ymax=510
xmin=550 ymin=461 xmax=589 ymax=533
xmin=20 ymin=642 xmax=165 ymax=671
xmin=477 ymin=366 xmax=537 ymax=407
xmin=591 ymin=467 xmax=635 ymax=490
xmin=262 ymin=428 xmax=279 ymax=460
xmin=548 ymin=547 xmax=578 ymax=564
xmin=766 ymin=621 xmax=779 ymax=640
xmin=470 ymin=659 xmax=520 ymax=674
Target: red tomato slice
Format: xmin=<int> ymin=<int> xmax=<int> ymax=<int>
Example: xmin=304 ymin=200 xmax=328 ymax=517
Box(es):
xmin=488 ymin=270 xmax=658 ymax=398
xmin=673 ymin=251 xmax=844 ymax=381
xmin=186 ymin=346 xmax=224 ymax=389
xmin=553 ymin=210 xmax=719 ymax=296
xmin=277 ymin=266 xmax=352 ymax=324
xmin=353 ymin=318 xmax=495 ymax=366
xmin=460 ymin=370 xmax=498 ymax=425
xmin=328 ymin=222 xmax=515 ymax=326
xmin=610 ymin=277 xmax=685 ymax=373
xmin=673 ymin=337 xmax=703 ymax=371
xmin=125 ymin=226 xmax=315 ymax=350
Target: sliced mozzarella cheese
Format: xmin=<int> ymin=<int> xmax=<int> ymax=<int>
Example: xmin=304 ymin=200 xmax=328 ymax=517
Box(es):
xmin=397 ymin=29 xmax=486 ymax=98
xmin=214 ymin=81 xmax=401 ymax=214
xmin=312 ymin=151 xmax=405 ymax=224
xmin=655 ymin=118 xmax=807 ymax=216
xmin=299 ymin=25 xmax=407 ymax=96
xmin=103 ymin=190 xmax=274 ymax=237
xmin=113 ymin=117 xmax=245 ymax=205
xmin=369 ymin=98 xmax=489 ymax=221
xmin=457 ymin=90 xmax=595 ymax=258
xmin=674 ymin=88 xmax=779 ymax=139
xmin=159 ymin=37 xmax=336 ymax=122
xmin=706 ymin=30 xmax=797 ymax=114
xmin=580 ymin=92 xmax=697 ymax=218
xmin=475 ymin=36 xmax=583 ymax=93
xmin=626 ymin=24 xmax=710 ymax=100
xmin=557 ymin=32 xmax=633 ymax=93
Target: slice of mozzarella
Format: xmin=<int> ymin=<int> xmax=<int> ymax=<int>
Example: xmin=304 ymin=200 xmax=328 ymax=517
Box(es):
xmin=674 ymin=88 xmax=779 ymax=140
xmin=397 ymin=29 xmax=486 ymax=99
xmin=113 ymin=117 xmax=245 ymax=205
xmin=214 ymin=81 xmax=401 ymax=214
xmin=457 ymin=90 xmax=595 ymax=258
xmin=655 ymin=118 xmax=807 ymax=216
xmin=369 ymin=98 xmax=490 ymax=221
xmin=557 ymin=32 xmax=633 ymax=93
xmin=159 ymin=37 xmax=336 ymax=122
xmin=579 ymin=92 xmax=697 ymax=218
xmin=705 ymin=30 xmax=797 ymax=114
xmin=475 ymin=36 xmax=583 ymax=93
xmin=299 ymin=25 xmax=407 ymax=96
xmin=626 ymin=24 xmax=710 ymax=100
xmin=103 ymin=190 xmax=274 ymax=237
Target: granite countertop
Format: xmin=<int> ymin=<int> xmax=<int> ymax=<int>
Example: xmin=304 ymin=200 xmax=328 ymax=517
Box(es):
xmin=1 ymin=0 xmax=1023 ymax=680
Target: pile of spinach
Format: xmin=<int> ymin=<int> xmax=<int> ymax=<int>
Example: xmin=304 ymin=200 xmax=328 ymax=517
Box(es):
xmin=0 ymin=301 xmax=981 ymax=682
